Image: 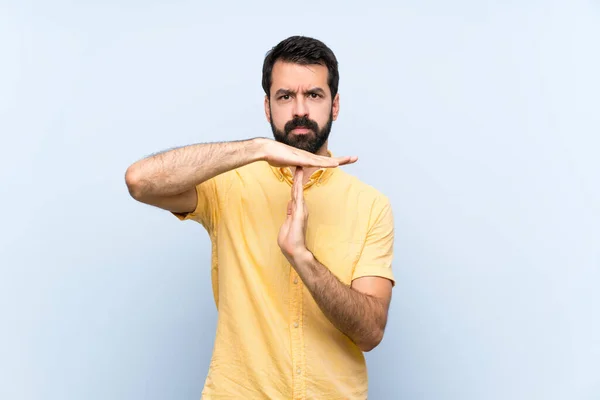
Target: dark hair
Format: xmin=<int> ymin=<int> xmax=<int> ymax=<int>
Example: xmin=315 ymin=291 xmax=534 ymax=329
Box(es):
xmin=262 ymin=36 xmax=339 ymax=99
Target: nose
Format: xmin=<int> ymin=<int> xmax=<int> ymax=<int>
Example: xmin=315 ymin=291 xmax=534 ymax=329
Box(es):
xmin=293 ymin=96 xmax=308 ymax=118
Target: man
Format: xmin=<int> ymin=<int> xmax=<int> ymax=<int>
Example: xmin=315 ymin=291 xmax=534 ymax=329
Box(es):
xmin=125 ymin=35 xmax=395 ymax=399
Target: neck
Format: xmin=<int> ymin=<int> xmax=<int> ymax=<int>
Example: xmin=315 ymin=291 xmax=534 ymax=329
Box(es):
xmin=315 ymin=144 xmax=329 ymax=157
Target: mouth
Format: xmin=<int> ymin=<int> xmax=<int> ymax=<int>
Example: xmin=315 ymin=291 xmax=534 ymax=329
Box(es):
xmin=291 ymin=127 xmax=312 ymax=134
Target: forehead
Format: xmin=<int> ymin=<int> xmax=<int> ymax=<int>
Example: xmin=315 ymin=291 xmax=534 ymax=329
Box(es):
xmin=270 ymin=60 xmax=329 ymax=94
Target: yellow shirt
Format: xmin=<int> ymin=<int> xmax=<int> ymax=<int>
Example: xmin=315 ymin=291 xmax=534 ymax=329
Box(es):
xmin=174 ymin=156 xmax=395 ymax=400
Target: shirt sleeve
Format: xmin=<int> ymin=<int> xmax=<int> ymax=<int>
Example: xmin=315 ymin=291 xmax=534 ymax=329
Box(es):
xmin=351 ymin=196 xmax=396 ymax=286
xmin=172 ymin=172 xmax=232 ymax=234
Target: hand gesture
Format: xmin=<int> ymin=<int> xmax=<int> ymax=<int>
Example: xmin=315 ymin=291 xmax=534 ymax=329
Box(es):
xmin=260 ymin=139 xmax=357 ymax=169
xmin=278 ymin=167 xmax=310 ymax=263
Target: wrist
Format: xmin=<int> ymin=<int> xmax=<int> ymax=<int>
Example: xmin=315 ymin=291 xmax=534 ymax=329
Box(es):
xmin=250 ymin=137 xmax=270 ymax=163
xmin=290 ymin=248 xmax=314 ymax=269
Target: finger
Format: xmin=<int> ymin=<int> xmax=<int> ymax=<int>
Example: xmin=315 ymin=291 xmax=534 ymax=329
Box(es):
xmin=312 ymin=155 xmax=339 ymax=168
xmin=287 ymin=200 xmax=292 ymax=216
xmin=293 ymin=151 xmax=339 ymax=168
xmin=294 ymin=167 xmax=304 ymax=215
xmin=335 ymin=156 xmax=359 ymax=166
xmin=290 ymin=168 xmax=299 ymax=208
xmin=294 ymin=167 xmax=304 ymax=199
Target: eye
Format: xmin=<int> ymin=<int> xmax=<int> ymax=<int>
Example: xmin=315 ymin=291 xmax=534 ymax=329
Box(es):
xmin=309 ymin=93 xmax=320 ymax=99
xmin=279 ymin=94 xmax=291 ymax=100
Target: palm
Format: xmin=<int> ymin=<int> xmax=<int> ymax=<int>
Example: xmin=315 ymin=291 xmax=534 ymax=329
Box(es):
xmin=263 ymin=140 xmax=357 ymax=169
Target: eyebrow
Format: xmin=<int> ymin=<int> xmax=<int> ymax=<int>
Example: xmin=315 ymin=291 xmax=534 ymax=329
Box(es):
xmin=275 ymin=87 xmax=327 ymax=97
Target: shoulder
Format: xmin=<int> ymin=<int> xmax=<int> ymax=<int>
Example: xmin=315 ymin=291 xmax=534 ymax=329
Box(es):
xmin=331 ymin=168 xmax=393 ymax=229
xmin=230 ymin=160 xmax=273 ymax=178
xmin=212 ymin=160 xmax=272 ymax=185
xmin=204 ymin=161 xmax=279 ymax=201
xmin=333 ymin=168 xmax=392 ymax=208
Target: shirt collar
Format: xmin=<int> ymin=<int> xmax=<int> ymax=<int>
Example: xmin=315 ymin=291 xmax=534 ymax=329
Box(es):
xmin=270 ymin=149 xmax=336 ymax=187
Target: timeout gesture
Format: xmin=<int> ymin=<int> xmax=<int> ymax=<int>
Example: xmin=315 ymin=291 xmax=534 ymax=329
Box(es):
xmin=261 ymin=139 xmax=358 ymax=169
xmin=278 ymin=167 xmax=312 ymax=264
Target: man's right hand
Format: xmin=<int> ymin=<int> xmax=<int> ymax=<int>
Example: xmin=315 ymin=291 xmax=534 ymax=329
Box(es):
xmin=258 ymin=138 xmax=358 ymax=169
xmin=125 ymin=137 xmax=358 ymax=215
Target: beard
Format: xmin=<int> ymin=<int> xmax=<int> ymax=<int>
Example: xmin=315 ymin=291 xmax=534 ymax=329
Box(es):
xmin=270 ymin=108 xmax=333 ymax=154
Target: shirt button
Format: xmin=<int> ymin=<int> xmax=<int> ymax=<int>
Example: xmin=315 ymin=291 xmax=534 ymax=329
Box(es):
xmin=293 ymin=277 xmax=298 ymax=284
xmin=293 ymin=322 xmax=299 ymax=328
xmin=297 ymin=368 xmax=301 ymax=375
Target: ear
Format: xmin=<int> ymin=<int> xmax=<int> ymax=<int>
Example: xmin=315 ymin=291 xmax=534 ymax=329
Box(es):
xmin=264 ymin=95 xmax=271 ymax=123
xmin=332 ymin=93 xmax=340 ymax=121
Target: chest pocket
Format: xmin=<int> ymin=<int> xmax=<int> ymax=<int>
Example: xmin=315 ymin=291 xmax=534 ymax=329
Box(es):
xmin=311 ymin=224 xmax=362 ymax=285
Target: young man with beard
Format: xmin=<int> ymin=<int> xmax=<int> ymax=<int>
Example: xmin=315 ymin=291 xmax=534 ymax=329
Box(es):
xmin=125 ymin=35 xmax=395 ymax=399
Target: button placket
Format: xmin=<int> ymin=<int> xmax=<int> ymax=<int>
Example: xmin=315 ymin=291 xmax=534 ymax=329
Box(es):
xmin=290 ymin=267 xmax=305 ymax=398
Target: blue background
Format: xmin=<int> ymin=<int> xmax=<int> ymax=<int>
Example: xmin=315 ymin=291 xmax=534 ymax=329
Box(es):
xmin=1 ymin=1 xmax=598 ymax=399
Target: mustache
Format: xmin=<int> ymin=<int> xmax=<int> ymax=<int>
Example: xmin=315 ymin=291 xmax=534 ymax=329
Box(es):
xmin=284 ymin=116 xmax=319 ymax=134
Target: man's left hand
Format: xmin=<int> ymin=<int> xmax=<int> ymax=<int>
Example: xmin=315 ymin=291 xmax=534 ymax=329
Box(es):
xmin=278 ymin=167 xmax=310 ymax=264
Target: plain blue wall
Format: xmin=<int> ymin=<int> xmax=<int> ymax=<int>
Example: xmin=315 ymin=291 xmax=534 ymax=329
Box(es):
xmin=1 ymin=1 xmax=598 ymax=399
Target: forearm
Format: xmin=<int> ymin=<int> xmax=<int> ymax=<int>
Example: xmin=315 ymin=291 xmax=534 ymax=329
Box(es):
xmin=126 ymin=137 xmax=266 ymax=198
xmin=291 ymin=251 xmax=387 ymax=352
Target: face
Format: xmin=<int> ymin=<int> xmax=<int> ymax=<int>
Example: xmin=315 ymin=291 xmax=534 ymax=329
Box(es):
xmin=265 ymin=60 xmax=339 ymax=154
